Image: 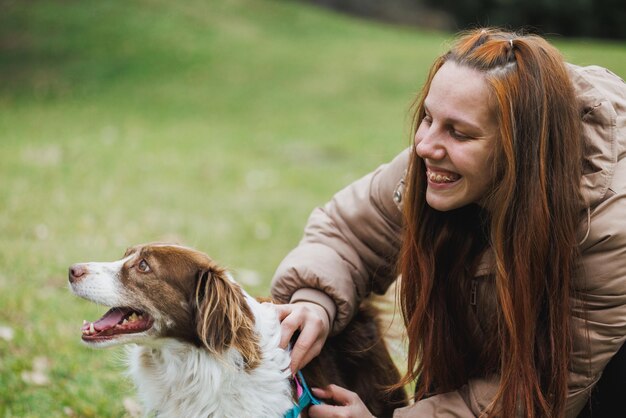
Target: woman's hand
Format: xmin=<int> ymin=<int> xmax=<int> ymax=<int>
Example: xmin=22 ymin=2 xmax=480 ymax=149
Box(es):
xmin=308 ymin=385 xmax=375 ymax=418
xmin=275 ymin=301 xmax=330 ymax=374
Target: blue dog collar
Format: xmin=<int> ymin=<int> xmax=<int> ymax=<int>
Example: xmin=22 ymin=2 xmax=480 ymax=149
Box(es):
xmin=283 ymin=370 xmax=322 ymax=418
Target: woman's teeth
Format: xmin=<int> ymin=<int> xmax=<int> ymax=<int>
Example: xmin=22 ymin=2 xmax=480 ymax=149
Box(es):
xmin=427 ymin=170 xmax=460 ymax=183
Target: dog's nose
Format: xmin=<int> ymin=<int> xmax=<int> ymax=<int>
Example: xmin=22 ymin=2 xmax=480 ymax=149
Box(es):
xmin=69 ymin=264 xmax=87 ymax=283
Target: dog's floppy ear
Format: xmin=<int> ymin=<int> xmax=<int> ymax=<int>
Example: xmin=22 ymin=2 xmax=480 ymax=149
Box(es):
xmin=194 ymin=267 xmax=260 ymax=369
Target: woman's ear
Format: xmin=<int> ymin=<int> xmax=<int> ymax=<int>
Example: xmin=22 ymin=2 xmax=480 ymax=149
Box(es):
xmin=194 ymin=268 xmax=261 ymax=369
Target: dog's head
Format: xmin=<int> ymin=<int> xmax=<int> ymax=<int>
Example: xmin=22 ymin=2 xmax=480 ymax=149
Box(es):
xmin=68 ymin=243 xmax=260 ymax=367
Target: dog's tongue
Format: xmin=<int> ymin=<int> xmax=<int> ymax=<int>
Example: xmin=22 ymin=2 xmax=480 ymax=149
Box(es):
xmin=93 ymin=308 xmax=128 ymax=331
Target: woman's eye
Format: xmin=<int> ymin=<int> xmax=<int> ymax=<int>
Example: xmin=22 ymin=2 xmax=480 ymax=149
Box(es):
xmin=138 ymin=259 xmax=151 ymax=273
xmin=422 ymin=114 xmax=433 ymax=124
xmin=450 ymin=129 xmax=471 ymax=140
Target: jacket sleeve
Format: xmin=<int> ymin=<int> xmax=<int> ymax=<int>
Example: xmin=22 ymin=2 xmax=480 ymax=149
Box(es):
xmin=393 ymin=376 xmax=500 ymax=418
xmin=567 ymin=188 xmax=626 ymax=416
xmin=270 ymin=149 xmax=409 ymax=334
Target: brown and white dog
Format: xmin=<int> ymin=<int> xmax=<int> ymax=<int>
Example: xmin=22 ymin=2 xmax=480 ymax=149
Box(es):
xmin=68 ymin=243 xmax=407 ymax=417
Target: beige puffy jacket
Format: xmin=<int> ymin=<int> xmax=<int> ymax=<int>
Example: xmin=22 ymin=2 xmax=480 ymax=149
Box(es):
xmin=271 ymin=64 xmax=626 ymax=417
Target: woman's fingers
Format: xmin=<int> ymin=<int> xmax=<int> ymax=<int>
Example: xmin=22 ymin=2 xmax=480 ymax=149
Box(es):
xmin=289 ymin=322 xmax=324 ymax=372
xmin=274 ymin=302 xmax=330 ymax=373
xmin=274 ymin=304 xmax=298 ymax=349
xmin=308 ymin=385 xmax=373 ymax=418
xmin=312 ymin=385 xmax=358 ymax=404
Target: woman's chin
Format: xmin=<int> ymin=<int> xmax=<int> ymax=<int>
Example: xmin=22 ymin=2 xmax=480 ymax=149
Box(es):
xmin=425 ymin=191 xmax=466 ymax=212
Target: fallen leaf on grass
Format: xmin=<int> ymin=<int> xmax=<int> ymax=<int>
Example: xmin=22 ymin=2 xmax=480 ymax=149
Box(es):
xmin=0 ymin=325 xmax=14 ymax=341
xmin=21 ymin=356 xmax=51 ymax=386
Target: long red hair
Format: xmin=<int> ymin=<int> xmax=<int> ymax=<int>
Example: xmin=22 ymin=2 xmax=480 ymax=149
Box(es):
xmin=398 ymin=28 xmax=583 ymax=417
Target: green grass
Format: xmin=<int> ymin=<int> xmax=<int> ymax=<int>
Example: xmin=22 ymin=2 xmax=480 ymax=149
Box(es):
xmin=1 ymin=0 xmax=624 ymax=416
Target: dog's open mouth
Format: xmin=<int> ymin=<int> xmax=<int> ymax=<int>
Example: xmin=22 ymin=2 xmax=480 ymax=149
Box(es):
xmin=81 ymin=307 xmax=153 ymax=341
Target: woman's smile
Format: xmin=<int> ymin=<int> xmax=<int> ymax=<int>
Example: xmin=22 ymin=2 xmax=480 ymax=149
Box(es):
xmin=425 ymin=167 xmax=461 ymax=185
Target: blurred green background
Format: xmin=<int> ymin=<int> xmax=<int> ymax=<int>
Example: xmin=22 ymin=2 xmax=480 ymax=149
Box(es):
xmin=1 ymin=0 xmax=625 ymax=416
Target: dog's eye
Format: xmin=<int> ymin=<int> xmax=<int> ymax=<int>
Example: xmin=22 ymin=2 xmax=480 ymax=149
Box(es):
xmin=137 ymin=259 xmax=151 ymax=273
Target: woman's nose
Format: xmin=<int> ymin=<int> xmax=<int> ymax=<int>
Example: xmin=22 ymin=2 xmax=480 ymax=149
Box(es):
xmin=415 ymin=129 xmax=446 ymax=161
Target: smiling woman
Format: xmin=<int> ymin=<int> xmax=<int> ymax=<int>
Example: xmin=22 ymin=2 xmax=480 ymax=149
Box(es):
xmin=271 ymin=28 xmax=626 ymax=418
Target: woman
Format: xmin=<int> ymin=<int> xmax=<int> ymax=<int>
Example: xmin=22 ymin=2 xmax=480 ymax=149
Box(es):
xmin=271 ymin=28 xmax=626 ymax=417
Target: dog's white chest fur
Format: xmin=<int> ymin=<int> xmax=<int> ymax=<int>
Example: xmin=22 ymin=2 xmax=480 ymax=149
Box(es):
xmin=127 ymin=299 xmax=293 ymax=418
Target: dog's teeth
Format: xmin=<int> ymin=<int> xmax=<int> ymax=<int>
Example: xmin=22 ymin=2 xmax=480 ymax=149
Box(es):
xmin=89 ymin=323 xmax=95 ymax=334
xmin=122 ymin=319 xmax=128 ymax=325
xmin=129 ymin=313 xmax=138 ymax=322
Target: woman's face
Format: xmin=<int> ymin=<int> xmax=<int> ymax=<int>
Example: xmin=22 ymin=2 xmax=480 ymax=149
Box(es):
xmin=414 ymin=61 xmax=499 ymax=212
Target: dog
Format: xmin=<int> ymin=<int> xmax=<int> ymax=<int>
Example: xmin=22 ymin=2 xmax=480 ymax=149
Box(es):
xmin=68 ymin=243 xmax=407 ymax=417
